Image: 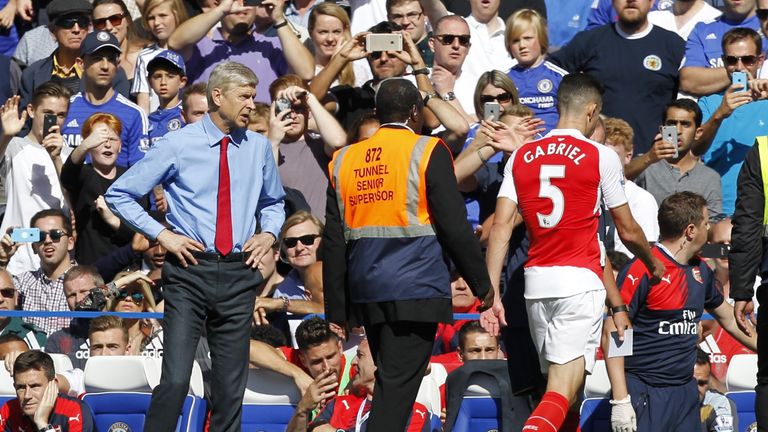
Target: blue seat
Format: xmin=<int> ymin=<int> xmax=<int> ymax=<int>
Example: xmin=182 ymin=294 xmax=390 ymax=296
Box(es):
xmin=579 ymin=398 xmax=611 ymax=432
xmin=241 ymin=368 xmax=300 ymax=431
xmin=451 ymin=375 xmax=503 ymax=432
xmin=727 ymin=391 xmax=756 ymax=432
xmin=83 ymin=392 xmax=204 ymax=432
xmin=81 ymin=356 xmax=206 ymax=432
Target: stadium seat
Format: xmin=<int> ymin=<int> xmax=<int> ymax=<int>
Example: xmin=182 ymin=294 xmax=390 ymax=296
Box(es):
xmin=417 ymin=363 xmax=444 ymax=415
xmin=0 ymin=364 xmax=15 ymax=406
xmin=82 ymin=356 xmax=206 ymax=432
xmin=726 ymin=391 xmax=756 ymax=432
xmin=49 ymin=353 xmax=73 ymax=373
xmin=580 ymin=359 xmax=612 ymax=431
xmin=726 ymin=354 xmax=758 ymax=392
xmin=241 ymin=368 xmax=301 ymax=431
xmin=452 ymin=374 xmax=502 ymax=432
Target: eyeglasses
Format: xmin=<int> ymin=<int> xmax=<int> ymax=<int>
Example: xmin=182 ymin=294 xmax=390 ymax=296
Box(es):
xmin=479 ymin=92 xmax=514 ymax=104
xmin=0 ymin=288 xmax=15 ymax=299
xmin=722 ymin=54 xmax=759 ymax=67
xmin=34 ymin=229 xmax=68 ymax=244
xmin=117 ymin=290 xmax=144 ymax=305
xmin=283 ymin=234 xmax=320 ymax=248
xmin=93 ymin=13 xmax=126 ymax=30
xmin=389 ymin=11 xmax=423 ymax=22
xmin=54 ymin=16 xmax=90 ymax=29
xmin=434 ymin=34 xmax=471 ymax=47
xmin=757 ymin=8 xmax=768 ymax=20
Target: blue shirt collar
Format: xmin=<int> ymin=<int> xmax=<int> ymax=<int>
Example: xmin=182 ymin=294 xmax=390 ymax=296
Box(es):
xmin=201 ymin=113 xmax=247 ymax=147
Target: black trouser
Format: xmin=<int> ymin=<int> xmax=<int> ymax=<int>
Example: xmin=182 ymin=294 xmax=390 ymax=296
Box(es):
xmin=364 ymin=321 xmax=437 ymax=432
xmin=145 ymin=254 xmax=262 ymax=432
xmin=757 ymin=288 xmax=768 ymax=432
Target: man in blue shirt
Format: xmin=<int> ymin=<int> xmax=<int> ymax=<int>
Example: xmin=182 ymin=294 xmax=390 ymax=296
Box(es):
xmin=60 ymin=31 xmax=149 ymax=167
xmin=147 ymin=50 xmax=187 ymax=147
xmin=105 ymin=61 xmax=286 ymax=432
xmin=680 ymin=0 xmax=760 ymax=96
xmin=691 ymin=27 xmax=768 ymax=215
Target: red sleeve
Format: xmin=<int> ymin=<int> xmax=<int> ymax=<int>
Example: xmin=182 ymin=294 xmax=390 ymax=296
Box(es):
xmin=405 ymin=402 xmax=431 ymax=432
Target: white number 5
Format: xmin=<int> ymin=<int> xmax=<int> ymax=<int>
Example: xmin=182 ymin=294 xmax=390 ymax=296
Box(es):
xmin=537 ymin=164 xmax=566 ymax=228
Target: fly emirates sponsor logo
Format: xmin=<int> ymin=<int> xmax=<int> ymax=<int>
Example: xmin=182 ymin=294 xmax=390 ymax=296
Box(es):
xmin=522 ymin=141 xmax=587 ymax=165
xmin=659 ymin=309 xmax=698 ymax=335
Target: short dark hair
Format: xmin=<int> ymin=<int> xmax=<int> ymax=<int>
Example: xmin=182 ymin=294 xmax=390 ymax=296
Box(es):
xmin=30 ymin=209 xmax=72 ymax=234
xmin=722 ymin=27 xmax=762 ymax=55
xmin=658 ymin=192 xmax=708 ymax=240
xmin=664 ymin=98 xmax=703 ymax=127
xmin=375 ymin=78 xmax=422 ymax=124
xmin=385 ymin=0 xmax=422 ymax=14
xmin=250 ymin=324 xmax=288 ymax=348
xmin=557 ymin=73 xmax=604 ymax=115
xmin=30 ymin=81 xmax=71 ymax=109
xmin=13 ymin=350 xmax=55 ymax=381
xmin=368 ymin=20 xmax=403 ymax=34
xmin=295 ymin=316 xmax=338 ymax=351
xmin=0 ymin=334 xmax=27 ymax=347
xmin=458 ymin=320 xmax=497 ymax=351
xmin=64 ymin=265 xmax=104 ymax=286
xmin=607 ymin=250 xmax=630 ymax=273
xmin=182 ymin=82 xmax=207 ymax=112
xmin=696 ymin=348 xmax=711 ymax=366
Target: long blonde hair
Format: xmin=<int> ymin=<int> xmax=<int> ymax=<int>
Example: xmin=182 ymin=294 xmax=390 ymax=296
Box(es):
xmin=308 ymin=3 xmax=356 ymax=87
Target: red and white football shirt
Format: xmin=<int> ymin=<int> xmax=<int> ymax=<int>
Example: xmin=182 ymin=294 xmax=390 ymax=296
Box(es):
xmin=498 ymin=129 xmax=627 ymax=299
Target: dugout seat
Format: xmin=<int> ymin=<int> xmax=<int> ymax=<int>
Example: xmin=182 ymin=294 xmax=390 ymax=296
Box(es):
xmin=82 ymin=356 xmax=206 ymax=432
xmin=241 ymin=368 xmax=301 ymax=431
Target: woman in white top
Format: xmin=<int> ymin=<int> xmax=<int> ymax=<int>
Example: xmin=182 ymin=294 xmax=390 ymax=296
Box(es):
xmin=308 ymin=2 xmax=371 ymax=88
xmin=132 ymin=0 xmax=189 ymax=113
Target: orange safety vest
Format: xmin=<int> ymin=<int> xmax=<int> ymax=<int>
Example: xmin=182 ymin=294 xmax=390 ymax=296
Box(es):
xmin=329 ymin=127 xmax=442 ymax=241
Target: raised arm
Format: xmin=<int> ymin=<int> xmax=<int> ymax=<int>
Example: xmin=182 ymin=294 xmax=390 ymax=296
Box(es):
xmin=309 ymin=34 xmax=368 ymax=108
xmin=279 ymin=86 xmax=346 ymax=156
xmin=418 ymin=0 xmax=450 ymax=30
xmin=167 ymin=0 xmax=241 ymax=53
xmin=265 ymin=0 xmax=316 ymax=81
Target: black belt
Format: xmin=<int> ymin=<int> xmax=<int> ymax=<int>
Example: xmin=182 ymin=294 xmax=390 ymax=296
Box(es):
xmin=190 ymin=251 xmax=247 ymax=262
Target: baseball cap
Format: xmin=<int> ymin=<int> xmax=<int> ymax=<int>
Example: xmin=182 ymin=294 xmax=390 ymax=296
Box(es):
xmin=80 ymin=31 xmax=122 ymax=57
xmin=47 ymin=0 xmax=92 ymax=21
xmin=147 ymin=50 xmax=186 ymax=76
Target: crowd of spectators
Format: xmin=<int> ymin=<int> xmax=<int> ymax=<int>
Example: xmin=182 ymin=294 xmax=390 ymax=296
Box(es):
xmin=0 ymin=0 xmax=762 ymax=430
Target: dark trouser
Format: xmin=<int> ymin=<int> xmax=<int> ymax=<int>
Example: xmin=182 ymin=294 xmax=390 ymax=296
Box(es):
xmin=757 ymin=288 xmax=768 ymax=432
xmin=626 ymin=373 xmax=699 ymax=432
xmin=144 ymin=255 xmax=262 ymax=432
xmin=364 ymin=321 xmax=437 ymax=432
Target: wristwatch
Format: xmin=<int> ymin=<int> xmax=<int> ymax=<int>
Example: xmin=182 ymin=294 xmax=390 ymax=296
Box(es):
xmin=423 ymin=92 xmax=438 ymax=106
xmin=609 ymin=304 xmax=630 ymax=315
xmin=441 ymin=91 xmax=456 ymax=101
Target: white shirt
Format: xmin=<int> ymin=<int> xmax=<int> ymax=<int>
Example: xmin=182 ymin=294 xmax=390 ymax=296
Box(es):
xmin=349 ymin=0 xmax=388 ymax=35
xmin=0 ymin=137 xmax=69 ymax=275
xmin=612 ymin=180 xmax=660 ymax=258
xmin=461 ymin=15 xmax=513 ymax=91
xmin=648 ymin=3 xmax=721 ymax=40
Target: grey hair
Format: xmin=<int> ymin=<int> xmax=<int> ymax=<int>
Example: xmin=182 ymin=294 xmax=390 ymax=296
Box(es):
xmin=207 ymin=62 xmax=259 ymax=107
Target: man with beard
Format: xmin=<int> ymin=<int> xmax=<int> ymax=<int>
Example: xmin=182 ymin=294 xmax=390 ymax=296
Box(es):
xmin=549 ymin=0 xmax=685 ymax=154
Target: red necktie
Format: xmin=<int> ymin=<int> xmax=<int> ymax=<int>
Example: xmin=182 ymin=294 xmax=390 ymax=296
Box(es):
xmin=215 ymin=136 xmax=233 ymax=255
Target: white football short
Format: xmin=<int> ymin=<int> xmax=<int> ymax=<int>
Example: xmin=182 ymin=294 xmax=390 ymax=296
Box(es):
xmin=526 ymin=289 xmax=606 ymax=374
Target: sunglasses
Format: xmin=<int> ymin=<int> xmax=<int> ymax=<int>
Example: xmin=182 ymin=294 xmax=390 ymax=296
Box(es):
xmin=34 ymin=229 xmax=68 ymax=244
xmin=117 ymin=290 xmax=144 ymax=305
xmin=479 ymin=92 xmax=514 ymax=104
xmin=0 ymin=288 xmax=15 ymax=299
xmin=722 ymin=54 xmax=759 ymax=67
xmin=55 ymin=16 xmax=90 ymax=29
xmin=434 ymin=34 xmax=471 ymax=47
xmin=757 ymin=9 xmax=768 ymax=20
xmin=93 ymin=13 xmax=126 ymax=30
xmin=283 ymin=234 xmax=320 ymax=248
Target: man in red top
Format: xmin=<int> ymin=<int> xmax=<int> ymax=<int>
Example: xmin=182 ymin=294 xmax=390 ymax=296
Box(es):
xmin=484 ymin=73 xmax=665 ymax=432
xmin=0 ymin=350 xmax=94 ymax=432
xmin=303 ymin=339 xmax=431 ymax=432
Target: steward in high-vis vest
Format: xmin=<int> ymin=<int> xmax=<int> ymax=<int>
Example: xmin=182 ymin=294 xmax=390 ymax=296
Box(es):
xmin=730 ymin=135 xmax=768 ymax=430
xmin=322 ymin=78 xmax=493 ymax=432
